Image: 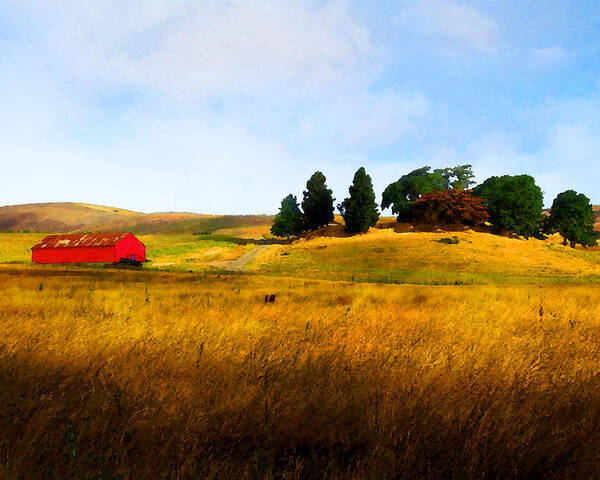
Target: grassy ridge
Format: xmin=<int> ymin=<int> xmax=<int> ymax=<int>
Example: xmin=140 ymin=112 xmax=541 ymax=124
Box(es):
xmin=248 ymin=229 xmax=600 ymax=284
xmin=0 ymin=202 xmax=273 ymax=235
xmin=0 ymin=203 xmax=142 ymax=232
xmin=110 ymin=214 xmax=274 ymax=235
xmin=2 ymin=269 xmax=600 ymax=478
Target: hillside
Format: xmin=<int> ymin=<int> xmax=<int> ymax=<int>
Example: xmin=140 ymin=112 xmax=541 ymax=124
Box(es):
xmin=248 ymin=227 xmax=600 ymax=284
xmin=0 ymin=203 xmax=140 ymax=232
xmin=0 ymin=203 xmax=273 ymax=237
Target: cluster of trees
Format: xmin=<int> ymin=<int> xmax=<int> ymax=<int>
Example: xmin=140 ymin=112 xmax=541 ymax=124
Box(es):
xmin=272 ymin=165 xmax=599 ymax=248
xmin=272 ymin=168 xmax=380 ymax=237
xmin=381 ymin=165 xmax=475 ymax=221
xmin=271 ymin=172 xmax=335 ymax=238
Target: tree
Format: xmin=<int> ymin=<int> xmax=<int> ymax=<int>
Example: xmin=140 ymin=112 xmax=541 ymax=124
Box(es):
xmin=411 ymin=189 xmax=489 ymax=226
xmin=380 ymin=180 xmax=411 ymax=222
xmin=382 ymin=165 xmax=475 ymax=221
xmin=381 ymin=167 xmax=444 ymax=221
xmin=447 ymin=165 xmax=476 ymax=190
xmin=545 ymin=190 xmax=599 ymax=248
xmin=271 ymin=194 xmax=304 ymax=238
xmin=473 ymin=175 xmax=543 ymax=238
xmin=301 ymin=171 xmax=335 ymax=231
xmin=338 ymin=167 xmax=379 ymax=234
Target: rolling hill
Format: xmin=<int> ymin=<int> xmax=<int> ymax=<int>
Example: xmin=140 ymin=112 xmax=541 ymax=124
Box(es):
xmin=247 ymin=227 xmax=600 ymax=284
xmin=0 ymin=203 xmax=273 ymax=236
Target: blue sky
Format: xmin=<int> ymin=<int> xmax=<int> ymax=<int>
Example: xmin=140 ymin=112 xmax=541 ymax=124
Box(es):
xmin=1 ymin=1 xmax=599 ymax=214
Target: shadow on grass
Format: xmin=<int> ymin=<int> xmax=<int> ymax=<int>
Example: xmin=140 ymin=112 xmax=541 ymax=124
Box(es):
xmin=2 ymin=348 xmax=600 ymax=479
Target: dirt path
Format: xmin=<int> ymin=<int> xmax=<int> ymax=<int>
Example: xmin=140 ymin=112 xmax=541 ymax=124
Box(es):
xmin=218 ymin=245 xmax=271 ymax=272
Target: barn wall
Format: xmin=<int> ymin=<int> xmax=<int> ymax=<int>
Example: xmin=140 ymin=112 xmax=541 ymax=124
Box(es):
xmin=114 ymin=234 xmax=146 ymax=262
xmin=32 ymin=246 xmax=116 ymax=264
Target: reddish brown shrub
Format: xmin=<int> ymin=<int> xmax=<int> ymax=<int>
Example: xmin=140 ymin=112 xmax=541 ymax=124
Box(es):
xmin=412 ymin=189 xmax=489 ymax=226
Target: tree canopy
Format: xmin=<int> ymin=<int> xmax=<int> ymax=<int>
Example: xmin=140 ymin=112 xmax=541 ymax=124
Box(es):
xmin=439 ymin=165 xmax=476 ymax=190
xmin=381 ymin=165 xmax=475 ymax=222
xmin=338 ymin=167 xmax=379 ymax=234
xmin=411 ymin=189 xmax=489 ymax=227
xmin=301 ymin=171 xmax=335 ymax=231
xmin=271 ymin=194 xmax=304 ymax=238
xmin=545 ymin=190 xmax=599 ymax=248
xmin=473 ymin=175 xmax=543 ymax=238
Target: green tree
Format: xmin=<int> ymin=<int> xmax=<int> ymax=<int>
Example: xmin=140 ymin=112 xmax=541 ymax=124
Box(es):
xmin=338 ymin=167 xmax=379 ymax=234
xmin=271 ymin=194 xmax=304 ymax=238
xmin=301 ymin=171 xmax=335 ymax=231
xmin=545 ymin=190 xmax=599 ymax=248
xmin=447 ymin=164 xmax=476 ymax=190
xmin=380 ymin=180 xmax=411 ymax=222
xmin=381 ymin=165 xmax=475 ymax=221
xmin=473 ymin=175 xmax=543 ymax=238
xmin=381 ymin=167 xmax=445 ymax=221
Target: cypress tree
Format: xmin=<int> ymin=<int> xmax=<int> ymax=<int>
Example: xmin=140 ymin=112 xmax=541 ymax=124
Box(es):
xmin=338 ymin=167 xmax=379 ymax=234
xmin=271 ymin=194 xmax=304 ymax=238
xmin=301 ymin=171 xmax=335 ymax=231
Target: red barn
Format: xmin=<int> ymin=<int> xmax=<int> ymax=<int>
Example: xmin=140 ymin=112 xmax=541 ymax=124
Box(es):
xmin=32 ymin=233 xmax=146 ymax=264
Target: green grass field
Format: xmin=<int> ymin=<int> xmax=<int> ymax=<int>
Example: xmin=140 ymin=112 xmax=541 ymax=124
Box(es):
xmin=0 ymin=233 xmax=258 ymax=272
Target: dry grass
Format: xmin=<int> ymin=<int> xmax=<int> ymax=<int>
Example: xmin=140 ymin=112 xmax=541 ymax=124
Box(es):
xmin=1 ymin=267 xmax=600 ymax=478
xmin=250 ymin=228 xmax=600 ymax=284
xmin=0 ymin=233 xmax=47 ymax=263
xmin=212 ymin=225 xmax=273 ymax=239
xmin=2 ymin=225 xmax=600 ymax=478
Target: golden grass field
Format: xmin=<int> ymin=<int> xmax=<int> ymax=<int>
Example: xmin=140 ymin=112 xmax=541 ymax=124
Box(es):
xmin=2 ymin=226 xmax=600 ymax=478
xmin=2 ymin=268 xmax=600 ymax=479
xmin=250 ymin=227 xmax=600 ymax=284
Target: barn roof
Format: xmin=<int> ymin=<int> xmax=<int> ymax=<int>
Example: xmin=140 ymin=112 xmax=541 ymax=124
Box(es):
xmin=32 ymin=233 xmax=131 ymax=249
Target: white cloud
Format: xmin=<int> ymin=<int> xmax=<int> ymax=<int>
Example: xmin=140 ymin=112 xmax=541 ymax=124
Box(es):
xmin=412 ymin=0 xmax=500 ymax=54
xmin=532 ymin=47 xmax=569 ymax=67
xmin=3 ymin=0 xmax=598 ymax=216
xmin=454 ymin=95 xmax=600 ymax=205
xmin=369 ymin=87 xmax=600 ymax=209
xmin=0 ymin=105 xmax=306 ymax=213
xmin=0 ymin=1 xmax=440 ymax=214
xmin=296 ymin=90 xmax=429 ymax=149
xmin=12 ymin=0 xmax=377 ymax=96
